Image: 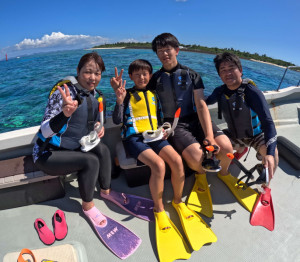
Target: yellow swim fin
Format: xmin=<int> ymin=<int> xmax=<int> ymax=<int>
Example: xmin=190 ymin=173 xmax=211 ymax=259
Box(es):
xmin=187 ymin=173 xmax=213 ymax=217
xmin=172 ymin=201 xmax=217 ymax=251
xmin=154 ymin=211 xmax=191 ymax=262
xmin=218 ymin=173 xmax=258 ymax=212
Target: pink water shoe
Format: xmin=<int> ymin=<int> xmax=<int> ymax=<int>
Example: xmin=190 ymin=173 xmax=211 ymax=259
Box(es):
xmin=34 ymin=218 xmax=55 ymax=245
xmin=53 ymin=209 xmax=68 ymax=240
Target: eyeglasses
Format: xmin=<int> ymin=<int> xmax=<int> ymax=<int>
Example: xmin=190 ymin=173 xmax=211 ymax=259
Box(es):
xmin=157 ymin=48 xmax=173 ymax=56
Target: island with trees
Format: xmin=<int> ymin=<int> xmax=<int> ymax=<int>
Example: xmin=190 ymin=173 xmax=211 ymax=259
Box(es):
xmin=93 ymin=42 xmax=296 ymax=68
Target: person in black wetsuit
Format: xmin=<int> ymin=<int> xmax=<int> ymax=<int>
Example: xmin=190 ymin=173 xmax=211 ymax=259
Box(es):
xmin=147 ymin=33 xmax=233 ymax=180
xmin=33 ymin=52 xmax=112 ymax=226
xmin=206 ymin=52 xmax=278 ymax=179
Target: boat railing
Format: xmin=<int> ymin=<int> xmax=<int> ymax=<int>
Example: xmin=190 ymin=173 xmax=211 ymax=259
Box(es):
xmin=277 ymin=66 xmax=300 ymax=91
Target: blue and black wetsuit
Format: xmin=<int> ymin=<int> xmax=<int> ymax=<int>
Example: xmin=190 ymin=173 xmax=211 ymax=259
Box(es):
xmin=206 ymin=80 xmax=277 ymax=156
xmin=147 ymin=63 xmax=223 ymax=154
xmin=33 ymin=78 xmax=111 ymax=202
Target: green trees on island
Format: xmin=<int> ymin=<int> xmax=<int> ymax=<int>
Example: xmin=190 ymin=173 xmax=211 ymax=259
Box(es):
xmin=93 ymin=42 xmax=295 ymax=67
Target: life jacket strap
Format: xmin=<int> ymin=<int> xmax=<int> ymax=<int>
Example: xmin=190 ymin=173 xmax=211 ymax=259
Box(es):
xmin=132 ymin=90 xmax=142 ymax=101
xmin=86 ymin=95 xmax=94 ymax=132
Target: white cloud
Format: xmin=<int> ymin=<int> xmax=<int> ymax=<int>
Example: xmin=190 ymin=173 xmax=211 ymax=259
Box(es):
xmin=1 ymin=32 xmax=109 ymax=58
xmin=15 ymin=32 xmax=108 ymax=50
xmin=119 ymin=38 xmax=139 ymax=43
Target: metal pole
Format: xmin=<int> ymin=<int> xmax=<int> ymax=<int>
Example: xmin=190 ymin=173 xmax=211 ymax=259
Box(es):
xmin=276 ymin=66 xmax=300 ymax=91
xmin=277 ymin=67 xmax=289 ymax=91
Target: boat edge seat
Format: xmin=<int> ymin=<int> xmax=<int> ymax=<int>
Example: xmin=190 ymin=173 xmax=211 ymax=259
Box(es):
xmin=115 ymin=140 xmax=139 ymax=170
xmin=115 ymin=140 xmax=152 ymax=187
xmin=277 ymin=135 xmax=300 ymax=170
xmin=115 ymin=140 xmax=194 ymax=187
xmin=0 ymin=155 xmax=59 ymax=189
xmin=0 ymin=155 xmax=65 ymax=210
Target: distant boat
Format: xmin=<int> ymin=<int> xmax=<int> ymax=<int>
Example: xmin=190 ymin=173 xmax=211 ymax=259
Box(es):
xmin=5 ymin=54 xmax=7 ymax=61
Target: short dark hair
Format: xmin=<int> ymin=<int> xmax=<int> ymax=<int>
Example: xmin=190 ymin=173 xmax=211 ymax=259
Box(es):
xmin=128 ymin=59 xmax=153 ymax=75
xmin=77 ymin=52 xmax=106 ymax=73
xmin=214 ymin=52 xmax=242 ymax=75
xmin=151 ymin=33 xmax=180 ymax=53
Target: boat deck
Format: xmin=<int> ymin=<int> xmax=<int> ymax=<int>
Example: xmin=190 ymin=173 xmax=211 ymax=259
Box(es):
xmin=0 ymin=124 xmax=299 ymax=262
xmin=0 ymin=86 xmax=300 ymax=262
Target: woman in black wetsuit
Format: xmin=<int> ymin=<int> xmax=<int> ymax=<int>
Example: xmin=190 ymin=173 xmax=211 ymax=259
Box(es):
xmin=33 ymin=52 xmax=112 ymax=226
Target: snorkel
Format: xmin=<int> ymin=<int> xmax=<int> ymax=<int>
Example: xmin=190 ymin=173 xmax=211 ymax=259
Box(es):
xmin=167 ymin=107 xmax=181 ymax=136
xmin=201 ymin=143 xmax=222 ymax=172
xmin=143 ymin=108 xmax=181 ymax=143
xmin=80 ymin=97 xmax=104 ymax=152
xmin=226 ymin=153 xmax=269 ymax=189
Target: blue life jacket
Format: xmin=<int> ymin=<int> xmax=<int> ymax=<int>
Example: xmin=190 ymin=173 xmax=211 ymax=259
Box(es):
xmin=217 ymin=79 xmax=262 ymax=139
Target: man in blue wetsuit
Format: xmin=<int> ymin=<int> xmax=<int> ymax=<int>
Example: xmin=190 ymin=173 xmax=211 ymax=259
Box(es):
xmin=206 ymin=52 xmax=278 ymax=179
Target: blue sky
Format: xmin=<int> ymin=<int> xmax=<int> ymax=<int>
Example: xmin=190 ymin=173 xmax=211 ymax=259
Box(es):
xmin=1 ymin=0 xmax=299 ymax=65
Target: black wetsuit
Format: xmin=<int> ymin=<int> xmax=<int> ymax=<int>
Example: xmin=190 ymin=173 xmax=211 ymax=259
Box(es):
xmin=33 ymin=81 xmax=111 ymax=202
xmin=206 ymin=82 xmax=277 ymax=156
xmin=147 ymin=63 xmax=222 ymax=154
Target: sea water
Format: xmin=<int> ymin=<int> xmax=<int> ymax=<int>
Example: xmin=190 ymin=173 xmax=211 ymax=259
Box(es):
xmin=0 ymin=49 xmax=299 ymax=134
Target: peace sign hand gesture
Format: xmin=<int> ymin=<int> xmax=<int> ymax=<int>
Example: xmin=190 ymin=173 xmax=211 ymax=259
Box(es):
xmin=115 ymin=79 xmax=127 ymax=105
xmin=110 ymin=67 xmax=124 ymax=91
xmin=57 ymin=84 xmax=78 ymax=117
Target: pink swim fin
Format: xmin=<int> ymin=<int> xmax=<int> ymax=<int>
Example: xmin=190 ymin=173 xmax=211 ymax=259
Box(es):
xmin=250 ymin=187 xmax=275 ymax=231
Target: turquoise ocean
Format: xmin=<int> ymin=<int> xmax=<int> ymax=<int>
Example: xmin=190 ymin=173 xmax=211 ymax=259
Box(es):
xmin=0 ymin=48 xmax=299 ymax=134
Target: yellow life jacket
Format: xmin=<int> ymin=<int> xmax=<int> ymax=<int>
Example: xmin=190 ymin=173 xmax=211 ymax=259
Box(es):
xmin=123 ymin=88 xmax=159 ymax=138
